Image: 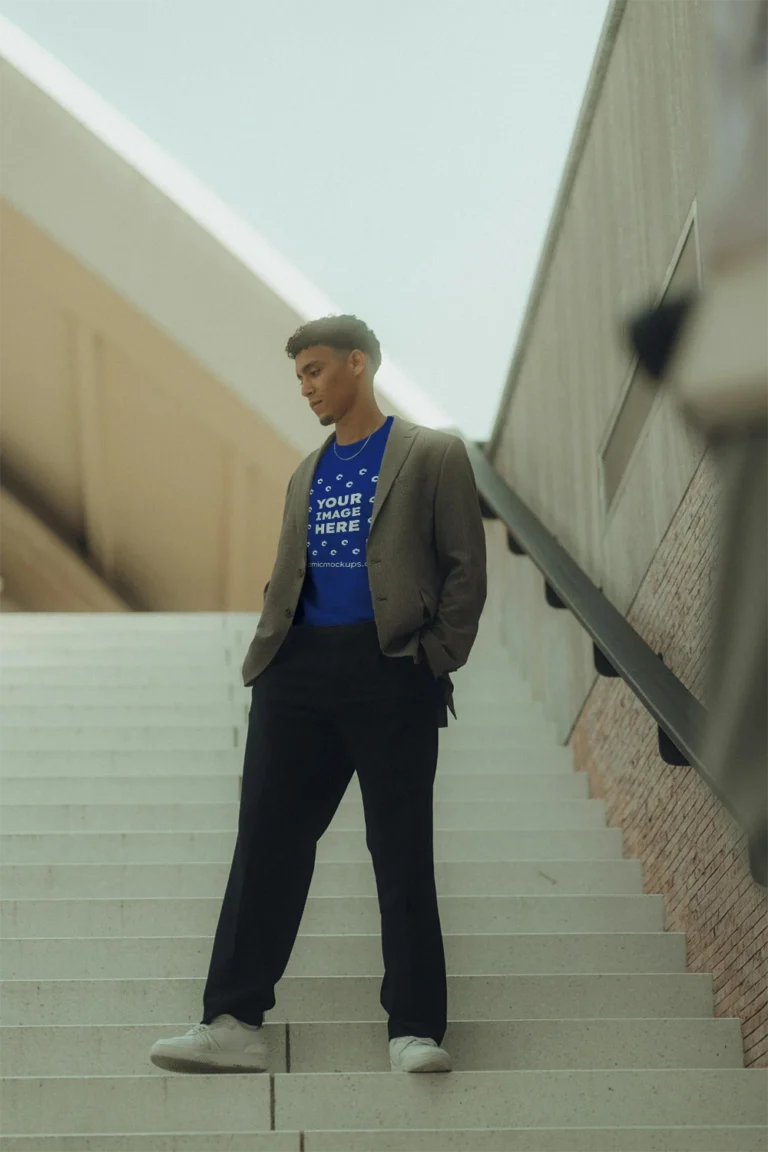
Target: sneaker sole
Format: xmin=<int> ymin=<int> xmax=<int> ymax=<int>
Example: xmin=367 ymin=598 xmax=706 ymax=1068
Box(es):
xmin=391 ymin=1053 xmax=453 ymax=1073
xmin=150 ymin=1049 xmax=268 ymax=1074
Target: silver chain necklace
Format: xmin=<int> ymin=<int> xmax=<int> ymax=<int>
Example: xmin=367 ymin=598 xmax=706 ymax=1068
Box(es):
xmin=333 ymin=420 xmax=384 ymax=461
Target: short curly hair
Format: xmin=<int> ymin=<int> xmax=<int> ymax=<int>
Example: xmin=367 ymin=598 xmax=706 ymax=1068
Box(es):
xmin=285 ymin=314 xmax=382 ymax=373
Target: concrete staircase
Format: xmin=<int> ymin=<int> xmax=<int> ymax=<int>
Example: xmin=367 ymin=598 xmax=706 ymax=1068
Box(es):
xmin=0 ymin=611 xmax=765 ymax=1151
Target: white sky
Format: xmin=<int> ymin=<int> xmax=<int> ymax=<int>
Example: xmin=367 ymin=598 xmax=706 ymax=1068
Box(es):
xmin=0 ymin=0 xmax=608 ymax=439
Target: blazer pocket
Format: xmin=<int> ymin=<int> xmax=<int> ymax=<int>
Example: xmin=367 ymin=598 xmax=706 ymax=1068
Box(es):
xmin=419 ymin=587 xmax=438 ymax=621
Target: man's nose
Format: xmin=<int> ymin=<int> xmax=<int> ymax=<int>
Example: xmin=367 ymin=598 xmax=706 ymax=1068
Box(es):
xmin=301 ymin=379 xmax=314 ymax=397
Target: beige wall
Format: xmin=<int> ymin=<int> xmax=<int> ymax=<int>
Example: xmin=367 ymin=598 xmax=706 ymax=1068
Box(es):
xmin=488 ymin=0 xmax=712 ymax=739
xmin=0 ymin=488 xmax=131 ymax=612
xmin=0 ymin=202 xmax=301 ymax=612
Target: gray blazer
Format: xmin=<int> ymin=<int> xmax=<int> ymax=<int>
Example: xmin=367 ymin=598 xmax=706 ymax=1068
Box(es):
xmin=241 ymin=416 xmax=488 ymax=724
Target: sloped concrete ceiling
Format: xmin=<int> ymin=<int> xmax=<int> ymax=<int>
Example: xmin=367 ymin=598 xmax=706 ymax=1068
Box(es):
xmin=0 ymin=30 xmax=452 ymax=613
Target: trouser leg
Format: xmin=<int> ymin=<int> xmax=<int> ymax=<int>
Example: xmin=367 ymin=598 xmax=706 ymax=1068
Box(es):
xmin=337 ymin=633 xmax=446 ymax=1043
xmin=202 ymin=634 xmax=353 ymax=1025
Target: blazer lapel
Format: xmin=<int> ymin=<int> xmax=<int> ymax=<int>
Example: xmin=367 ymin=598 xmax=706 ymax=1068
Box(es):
xmin=291 ymin=431 xmax=334 ymax=537
xmin=370 ymin=416 xmax=417 ymax=532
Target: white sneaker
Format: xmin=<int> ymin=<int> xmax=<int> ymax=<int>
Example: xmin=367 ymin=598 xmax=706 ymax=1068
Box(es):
xmin=149 ymin=1015 xmax=268 ymax=1073
xmin=389 ymin=1036 xmax=452 ymax=1073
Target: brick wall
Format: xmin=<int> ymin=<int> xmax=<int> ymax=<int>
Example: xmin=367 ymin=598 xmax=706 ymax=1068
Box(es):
xmin=570 ymin=452 xmax=768 ymax=1068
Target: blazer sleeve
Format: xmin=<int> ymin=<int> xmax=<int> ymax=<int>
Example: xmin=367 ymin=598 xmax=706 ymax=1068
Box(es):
xmin=263 ymin=471 xmax=297 ymax=600
xmin=420 ymin=437 xmax=487 ymax=676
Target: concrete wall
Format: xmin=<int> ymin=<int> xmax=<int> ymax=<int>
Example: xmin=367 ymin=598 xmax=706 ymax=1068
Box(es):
xmin=486 ymin=0 xmax=766 ymax=1064
xmin=489 ymin=0 xmax=708 ymax=741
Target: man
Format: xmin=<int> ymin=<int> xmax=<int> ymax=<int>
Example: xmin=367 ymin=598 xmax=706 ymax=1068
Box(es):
xmin=150 ymin=315 xmax=487 ymax=1074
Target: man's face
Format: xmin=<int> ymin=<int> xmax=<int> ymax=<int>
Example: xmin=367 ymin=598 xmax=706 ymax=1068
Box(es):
xmin=295 ymin=345 xmax=361 ymax=426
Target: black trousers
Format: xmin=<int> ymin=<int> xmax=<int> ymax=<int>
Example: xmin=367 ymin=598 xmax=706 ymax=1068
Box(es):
xmin=201 ymin=621 xmax=447 ymax=1043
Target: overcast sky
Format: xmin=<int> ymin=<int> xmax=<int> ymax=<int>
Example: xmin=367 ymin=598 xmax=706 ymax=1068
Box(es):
xmin=0 ymin=0 xmax=608 ymax=438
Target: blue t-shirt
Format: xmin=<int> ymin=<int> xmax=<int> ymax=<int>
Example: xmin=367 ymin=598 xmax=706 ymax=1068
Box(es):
xmin=296 ymin=417 xmax=394 ymax=627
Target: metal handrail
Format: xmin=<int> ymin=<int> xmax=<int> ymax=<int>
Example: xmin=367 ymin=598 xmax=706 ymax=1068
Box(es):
xmin=465 ymin=440 xmax=765 ymax=887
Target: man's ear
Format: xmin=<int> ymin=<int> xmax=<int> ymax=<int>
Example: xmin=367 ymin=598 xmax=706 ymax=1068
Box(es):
xmin=349 ymin=349 xmax=366 ymax=377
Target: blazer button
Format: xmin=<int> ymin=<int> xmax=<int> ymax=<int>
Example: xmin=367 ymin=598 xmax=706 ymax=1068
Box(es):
xmin=284 ymin=608 xmax=293 ymax=618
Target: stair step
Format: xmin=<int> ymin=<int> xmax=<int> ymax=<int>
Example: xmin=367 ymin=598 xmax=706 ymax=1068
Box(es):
xmin=0 ymin=858 xmax=642 ymax=899
xmin=0 ymin=1074 xmax=272 ymax=1135
xmin=0 ymin=669 xmax=244 ymax=687
xmin=0 ymin=894 xmax=664 ymax=937
xmin=0 ymin=706 xmax=247 ymax=728
xmin=0 ymin=828 xmax=625 ymax=863
xmin=0 ymin=685 xmax=240 ymax=707
xmin=301 ymin=1127 xmax=768 ymax=1151
xmin=0 ymin=974 xmax=713 ymax=1026
xmin=0 ymin=771 xmax=588 ymax=805
xmin=3 ymin=1070 xmax=763 ymax=1136
xmin=0 ymin=799 xmax=607 ymax=833
xmin=0 ymin=932 xmax=687 ymax=980
xmin=0 ymin=728 xmax=240 ymax=753
xmin=440 ymin=726 xmax=556 ymax=749
xmin=0 ymin=612 xmax=257 ymax=633
xmin=288 ymin=1018 xmax=744 ymax=1072
xmin=0 ymin=728 xmax=561 ymax=754
xmin=0 ymin=650 xmax=234 ymax=668
xmin=4 ymin=1128 xmax=768 ymax=1147
xmin=0 ymin=1017 xmax=744 ymax=1077
xmin=451 ymin=700 xmax=539 ymax=721
xmin=442 ymin=746 xmax=581 ymax=772
xmin=1 ymin=1130 xmax=765 ymax=1152
xmin=0 ymin=706 xmax=548 ymax=730
xmin=0 ymin=1135 xmax=296 ymax=1152
xmin=0 ymin=694 xmax=535 ymax=724
xmin=0 ymin=752 xmax=250 ymax=778
xmin=0 ymin=1022 xmax=288 ymax=1075
xmin=0 ymin=746 xmax=574 ymax=776
xmin=274 ymin=1070 xmax=767 ymax=1131
xmin=364 ymin=770 xmax=589 ymax=800
xmin=0 ymin=633 xmax=238 ymax=651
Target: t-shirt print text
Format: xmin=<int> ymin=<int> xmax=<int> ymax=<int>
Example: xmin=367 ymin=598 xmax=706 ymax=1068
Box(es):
xmin=308 ymin=466 xmax=378 ymax=568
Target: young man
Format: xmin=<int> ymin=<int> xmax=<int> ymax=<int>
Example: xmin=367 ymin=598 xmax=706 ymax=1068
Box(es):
xmin=150 ymin=315 xmax=487 ymax=1074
